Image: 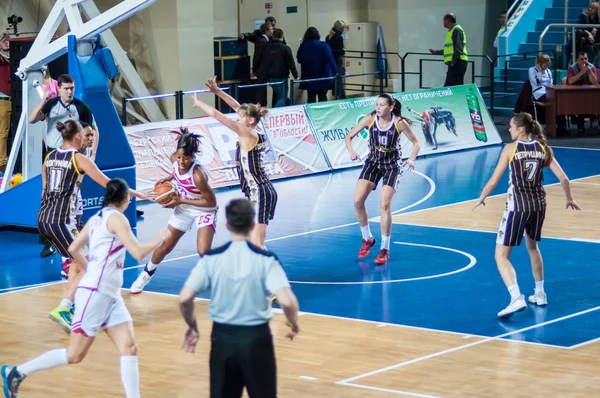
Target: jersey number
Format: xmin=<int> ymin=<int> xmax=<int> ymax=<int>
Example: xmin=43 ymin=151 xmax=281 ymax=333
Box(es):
xmin=378 ymin=135 xmax=388 ymax=146
xmin=524 ymin=161 xmax=538 ymax=181
xmin=49 ymin=168 xmax=63 ymax=191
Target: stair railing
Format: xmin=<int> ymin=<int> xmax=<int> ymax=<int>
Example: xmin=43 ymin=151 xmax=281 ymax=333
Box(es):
xmin=565 ymin=0 xmax=569 ymax=42
xmin=539 ymin=23 xmax=600 ymax=65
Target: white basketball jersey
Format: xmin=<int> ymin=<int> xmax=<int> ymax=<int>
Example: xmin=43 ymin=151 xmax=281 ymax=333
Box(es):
xmin=78 ymin=208 xmax=126 ymax=299
xmin=172 ymin=161 xmax=215 ymax=216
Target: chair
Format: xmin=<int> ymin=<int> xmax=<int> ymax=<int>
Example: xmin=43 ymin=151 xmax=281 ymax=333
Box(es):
xmin=514 ymin=79 xmax=546 ymax=122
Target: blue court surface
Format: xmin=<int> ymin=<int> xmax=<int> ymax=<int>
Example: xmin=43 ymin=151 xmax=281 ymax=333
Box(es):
xmin=2 ymin=145 xmax=600 ymax=349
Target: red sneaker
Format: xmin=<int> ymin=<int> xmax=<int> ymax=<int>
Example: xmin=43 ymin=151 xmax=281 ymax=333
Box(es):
xmin=374 ymin=249 xmax=389 ymax=265
xmin=61 ymin=258 xmax=72 ymax=278
xmin=358 ymin=238 xmax=376 ymax=258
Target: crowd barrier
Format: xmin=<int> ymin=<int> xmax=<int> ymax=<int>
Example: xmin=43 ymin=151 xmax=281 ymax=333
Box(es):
xmin=124 ymin=84 xmax=502 ymax=193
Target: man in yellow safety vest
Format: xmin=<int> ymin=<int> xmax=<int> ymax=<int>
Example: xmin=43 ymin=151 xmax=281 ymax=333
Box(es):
xmin=429 ymin=13 xmax=468 ymax=87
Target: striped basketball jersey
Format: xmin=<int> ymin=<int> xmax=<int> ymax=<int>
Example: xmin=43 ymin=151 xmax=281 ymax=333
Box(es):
xmin=506 ymin=140 xmax=547 ymax=212
xmin=38 ymin=148 xmax=85 ymax=224
xmin=78 ymin=208 xmax=126 ymax=299
xmin=236 ymin=132 xmax=271 ymax=194
xmin=172 ymin=160 xmax=215 ymax=216
xmin=367 ymin=115 xmax=402 ymax=166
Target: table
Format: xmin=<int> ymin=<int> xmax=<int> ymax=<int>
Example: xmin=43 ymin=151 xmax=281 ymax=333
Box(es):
xmin=545 ymin=84 xmax=600 ymax=136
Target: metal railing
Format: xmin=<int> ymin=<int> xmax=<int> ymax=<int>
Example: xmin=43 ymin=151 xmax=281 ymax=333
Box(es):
xmin=539 ymin=23 xmax=600 ymax=65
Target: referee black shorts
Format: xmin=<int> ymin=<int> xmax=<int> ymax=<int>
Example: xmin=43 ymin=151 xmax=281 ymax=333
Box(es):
xmin=210 ymin=322 xmax=276 ymax=398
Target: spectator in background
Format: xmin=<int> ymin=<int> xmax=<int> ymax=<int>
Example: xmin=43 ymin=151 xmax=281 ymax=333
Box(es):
xmin=42 ymin=65 xmax=59 ymax=99
xmin=252 ymin=23 xmax=273 ymax=106
xmin=326 ymin=20 xmax=346 ymax=99
xmin=494 ymin=11 xmax=507 ymax=50
xmin=567 ymin=51 xmax=598 ymax=134
xmin=429 ymin=13 xmax=468 ymax=87
xmin=297 ymin=27 xmax=338 ymax=103
xmin=0 ymin=32 xmax=10 ymax=175
xmin=527 ymin=54 xmax=567 ymax=134
xmin=239 ymin=16 xmax=286 ymax=45
xmin=265 ymin=28 xmax=298 ymax=107
xmin=575 ymin=2 xmax=600 ymax=61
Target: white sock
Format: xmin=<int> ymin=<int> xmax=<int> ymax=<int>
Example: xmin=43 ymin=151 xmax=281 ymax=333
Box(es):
xmin=58 ymin=298 xmax=73 ymax=309
xmin=146 ymin=261 xmax=158 ymax=272
xmin=360 ymin=225 xmax=373 ymax=241
xmin=534 ymin=280 xmax=544 ymax=295
xmin=508 ymin=284 xmax=521 ymax=300
xmin=381 ymin=235 xmax=390 ymax=250
xmin=120 ymin=356 xmax=140 ymax=398
xmin=18 ymin=348 xmax=68 ymax=376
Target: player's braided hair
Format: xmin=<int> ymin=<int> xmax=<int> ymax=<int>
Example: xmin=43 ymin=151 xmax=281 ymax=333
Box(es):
xmin=174 ymin=127 xmax=200 ymax=157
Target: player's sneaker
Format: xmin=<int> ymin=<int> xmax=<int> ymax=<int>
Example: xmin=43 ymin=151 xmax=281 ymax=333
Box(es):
xmin=270 ymin=295 xmax=278 ymax=307
xmin=130 ymin=271 xmax=152 ymax=294
xmin=61 ymin=258 xmax=72 ymax=279
xmin=497 ymin=295 xmax=527 ymax=318
xmin=1 ymin=365 xmax=25 ymax=398
xmin=358 ymin=238 xmax=376 ymax=258
xmin=48 ymin=306 xmax=72 ymax=334
xmin=528 ymin=291 xmax=548 ymax=306
xmin=374 ymin=249 xmax=389 ymax=265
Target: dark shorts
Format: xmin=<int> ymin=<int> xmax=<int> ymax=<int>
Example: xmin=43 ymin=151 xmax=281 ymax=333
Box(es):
xmin=210 ymin=322 xmax=276 ymax=398
xmin=245 ymin=182 xmax=278 ymax=225
xmin=496 ymin=209 xmax=546 ymax=247
xmin=37 ymin=220 xmax=79 ymax=258
xmin=358 ymin=160 xmax=404 ymax=191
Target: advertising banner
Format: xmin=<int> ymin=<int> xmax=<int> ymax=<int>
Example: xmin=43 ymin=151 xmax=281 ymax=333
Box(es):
xmin=125 ymin=107 xmax=325 ymax=192
xmin=305 ymin=84 xmax=501 ymax=169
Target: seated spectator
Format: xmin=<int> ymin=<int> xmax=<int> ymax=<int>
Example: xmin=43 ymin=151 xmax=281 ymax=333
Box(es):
xmin=567 ymin=51 xmax=598 ymax=133
xmin=575 ymin=2 xmax=600 ymax=61
xmin=526 ymin=54 xmax=567 ymax=134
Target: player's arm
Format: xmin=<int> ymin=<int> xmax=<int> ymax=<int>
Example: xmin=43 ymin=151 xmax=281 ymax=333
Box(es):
xmin=345 ymin=114 xmax=374 ymax=160
xmin=548 ymin=158 xmax=581 ymax=210
xmin=205 ymin=76 xmax=241 ymax=112
xmin=107 ymin=211 xmax=170 ymax=260
xmin=191 ymin=96 xmax=255 ymax=141
xmin=68 ymin=221 xmax=91 ymax=271
xmin=75 ymin=154 xmax=147 ymax=200
xmin=473 ymin=144 xmax=513 ymax=208
xmin=399 ymin=119 xmax=420 ymax=169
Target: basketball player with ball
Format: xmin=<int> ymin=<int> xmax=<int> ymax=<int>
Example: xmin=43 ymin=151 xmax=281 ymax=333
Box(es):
xmin=130 ymin=128 xmax=217 ymax=294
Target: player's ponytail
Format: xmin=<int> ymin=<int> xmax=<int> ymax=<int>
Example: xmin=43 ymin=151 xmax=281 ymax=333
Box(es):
xmin=56 ymin=119 xmax=82 ymax=142
xmin=176 ymin=127 xmax=200 ymax=157
xmin=239 ymin=103 xmax=268 ymax=126
xmin=512 ymin=112 xmax=554 ymax=167
xmin=103 ymin=178 xmax=130 ymax=208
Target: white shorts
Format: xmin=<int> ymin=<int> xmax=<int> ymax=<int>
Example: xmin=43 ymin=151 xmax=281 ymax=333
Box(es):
xmin=168 ymin=208 xmax=217 ymax=232
xmin=72 ymin=288 xmax=132 ymax=337
xmin=75 ymin=190 xmax=83 ymax=216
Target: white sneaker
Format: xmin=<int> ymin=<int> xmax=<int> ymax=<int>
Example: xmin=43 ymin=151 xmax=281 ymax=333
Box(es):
xmin=528 ymin=291 xmax=548 ymax=306
xmin=130 ymin=271 xmax=152 ymax=294
xmin=498 ymin=295 xmax=527 ymax=318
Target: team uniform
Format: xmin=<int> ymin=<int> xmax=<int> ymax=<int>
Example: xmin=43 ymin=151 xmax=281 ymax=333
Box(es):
xmin=358 ymin=115 xmax=404 ymax=190
xmin=497 ymin=140 xmax=547 ymax=247
xmin=72 ymin=208 xmax=131 ymax=336
xmin=236 ymin=132 xmax=278 ymax=224
xmin=168 ymin=160 xmax=217 ymax=232
xmin=37 ymin=148 xmax=86 ymax=258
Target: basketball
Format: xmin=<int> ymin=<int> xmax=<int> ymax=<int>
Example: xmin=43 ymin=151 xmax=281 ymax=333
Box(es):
xmin=154 ymin=181 xmax=178 ymax=205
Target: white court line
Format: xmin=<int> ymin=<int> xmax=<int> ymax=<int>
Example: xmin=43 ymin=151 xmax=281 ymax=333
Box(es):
xmin=338 ymin=382 xmax=444 ymax=398
xmin=336 ymin=304 xmax=600 ymax=385
xmin=573 ymin=181 xmax=600 ymax=186
xmin=551 ymin=146 xmax=600 ymax=151
xmin=0 ymin=280 xmax=65 ymax=295
xmin=299 ymin=376 xmax=318 ymax=381
xmin=289 ymin=241 xmax=476 ymax=285
xmin=126 ymin=169 xmax=436 ymax=267
xmin=568 ymin=336 xmax=600 ymax=350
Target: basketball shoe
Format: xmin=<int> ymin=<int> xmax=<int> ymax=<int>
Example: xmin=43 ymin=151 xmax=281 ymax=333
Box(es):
xmin=61 ymin=258 xmax=72 ymax=279
xmin=497 ymin=295 xmax=527 ymax=318
xmin=49 ymin=306 xmax=72 ymax=334
xmin=130 ymin=271 xmax=152 ymax=294
xmin=528 ymin=291 xmax=548 ymax=306
xmin=1 ymin=365 xmax=25 ymax=398
xmin=374 ymin=249 xmax=389 ymax=265
xmin=358 ymin=238 xmax=376 ymax=258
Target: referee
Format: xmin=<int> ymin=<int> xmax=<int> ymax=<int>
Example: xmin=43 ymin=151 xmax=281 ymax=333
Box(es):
xmin=179 ymin=198 xmax=300 ymax=398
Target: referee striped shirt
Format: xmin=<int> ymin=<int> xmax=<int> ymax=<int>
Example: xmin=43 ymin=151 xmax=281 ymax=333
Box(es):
xmin=184 ymin=240 xmax=290 ymax=326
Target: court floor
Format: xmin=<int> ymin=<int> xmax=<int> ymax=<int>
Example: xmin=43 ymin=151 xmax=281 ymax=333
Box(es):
xmin=1 ymin=144 xmax=600 ymax=397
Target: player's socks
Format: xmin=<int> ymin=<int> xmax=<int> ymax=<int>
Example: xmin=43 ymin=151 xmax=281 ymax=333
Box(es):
xmin=360 ymin=224 xmax=373 ymax=240
xmin=120 ymin=356 xmax=141 ymax=398
xmin=381 ymin=235 xmax=390 ymax=250
xmin=58 ymin=298 xmax=73 ymax=310
xmin=145 ymin=261 xmax=159 ymax=277
xmin=508 ymin=284 xmax=521 ymax=300
xmin=17 ymin=348 xmax=68 ymax=376
xmin=534 ymin=280 xmax=544 ymax=295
